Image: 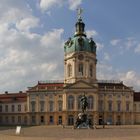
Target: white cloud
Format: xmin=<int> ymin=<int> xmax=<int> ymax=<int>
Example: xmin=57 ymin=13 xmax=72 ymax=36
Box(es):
xmin=134 ymin=44 xmax=140 ymax=53
xmin=39 ymin=0 xmax=64 ymax=11
xmin=0 ymin=0 xmax=65 ymax=93
xmin=86 ymin=30 xmax=98 ymax=38
xmin=97 ymin=63 xmax=114 ymax=80
xmin=41 ymin=29 xmax=64 ymax=47
xmin=0 ymin=26 xmax=64 ymax=92
xmin=104 ymin=53 xmax=110 ymax=61
xmin=97 ymin=62 xmax=140 ymax=91
xmin=110 ymin=38 xmax=138 ymax=52
xmin=0 ymin=0 xmax=32 ymax=25
xmin=96 ymin=42 xmax=104 ymax=51
xmin=39 ymin=0 xmax=83 ymax=11
xmin=125 ymin=38 xmax=137 ymax=50
xmin=119 ymin=71 xmax=140 ymax=91
xmin=68 ymin=0 xmax=82 ymax=10
xmin=16 ymin=17 xmax=39 ymax=32
xmin=110 ymin=39 xmax=121 ymax=46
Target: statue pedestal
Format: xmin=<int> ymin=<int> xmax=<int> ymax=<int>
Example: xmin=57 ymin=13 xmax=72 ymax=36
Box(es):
xmin=75 ymin=113 xmax=93 ymax=129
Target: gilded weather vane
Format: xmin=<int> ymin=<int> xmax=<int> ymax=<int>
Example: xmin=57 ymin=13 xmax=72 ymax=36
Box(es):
xmin=77 ymin=8 xmax=83 ymax=20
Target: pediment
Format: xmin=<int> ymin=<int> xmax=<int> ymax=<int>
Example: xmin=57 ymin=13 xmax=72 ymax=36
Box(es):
xmin=64 ymin=80 xmax=97 ymax=89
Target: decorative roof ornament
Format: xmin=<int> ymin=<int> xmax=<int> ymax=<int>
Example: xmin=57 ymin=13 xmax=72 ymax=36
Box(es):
xmin=77 ymin=8 xmax=83 ymax=20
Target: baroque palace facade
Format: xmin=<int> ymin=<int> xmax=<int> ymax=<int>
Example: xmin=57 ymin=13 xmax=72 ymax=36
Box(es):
xmin=0 ymin=13 xmax=140 ymax=126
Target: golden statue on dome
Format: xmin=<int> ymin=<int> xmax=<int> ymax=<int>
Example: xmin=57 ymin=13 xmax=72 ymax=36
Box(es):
xmin=77 ymin=8 xmax=83 ymax=20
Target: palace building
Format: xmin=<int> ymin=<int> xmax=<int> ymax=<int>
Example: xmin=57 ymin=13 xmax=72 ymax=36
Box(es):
xmin=0 ymin=12 xmax=140 ymax=126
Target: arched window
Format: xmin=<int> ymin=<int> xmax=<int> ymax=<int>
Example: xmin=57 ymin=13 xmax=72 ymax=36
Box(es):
xmin=117 ymin=101 xmax=121 ymax=112
xmin=49 ymin=101 xmax=54 ymax=112
xmin=126 ymin=101 xmax=130 ymax=112
xmin=31 ymin=101 xmax=36 ymax=112
xmin=88 ymin=96 xmax=94 ymax=110
xmin=68 ymin=95 xmax=74 ymax=110
xmin=67 ymin=64 xmax=72 ymax=77
xmin=77 ymin=95 xmax=82 ymax=109
xmin=89 ymin=65 xmax=93 ymax=77
xmin=78 ymin=63 xmax=83 ymax=76
xmin=108 ymin=101 xmax=112 ymax=112
xmin=40 ymin=101 xmax=45 ymax=112
xmin=58 ymin=101 xmax=63 ymax=111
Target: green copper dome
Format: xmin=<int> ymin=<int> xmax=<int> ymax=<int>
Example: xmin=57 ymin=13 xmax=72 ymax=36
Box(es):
xmin=64 ymin=17 xmax=96 ymax=54
xmin=64 ymin=36 xmax=96 ymax=54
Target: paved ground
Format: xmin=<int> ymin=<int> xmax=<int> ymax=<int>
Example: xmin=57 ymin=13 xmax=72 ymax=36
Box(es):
xmin=0 ymin=125 xmax=140 ymax=140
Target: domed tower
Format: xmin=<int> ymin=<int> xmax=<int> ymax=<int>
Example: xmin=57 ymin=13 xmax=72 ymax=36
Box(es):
xmin=64 ymin=10 xmax=97 ymax=84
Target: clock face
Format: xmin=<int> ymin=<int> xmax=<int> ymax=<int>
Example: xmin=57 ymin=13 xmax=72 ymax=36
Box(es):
xmin=78 ymin=54 xmax=84 ymax=60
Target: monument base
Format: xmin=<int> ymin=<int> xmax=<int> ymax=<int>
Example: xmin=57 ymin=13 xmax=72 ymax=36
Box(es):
xmin=74 ymin=113 xmax=93 ymax=129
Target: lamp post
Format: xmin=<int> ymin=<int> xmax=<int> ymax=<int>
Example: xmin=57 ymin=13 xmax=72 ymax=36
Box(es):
xmin=103 ymin=93 xmax=105 ymax=128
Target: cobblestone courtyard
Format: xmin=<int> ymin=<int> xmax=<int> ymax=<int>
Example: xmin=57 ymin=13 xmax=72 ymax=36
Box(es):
xmin=0 ymin=125 xmax=140 ymax=140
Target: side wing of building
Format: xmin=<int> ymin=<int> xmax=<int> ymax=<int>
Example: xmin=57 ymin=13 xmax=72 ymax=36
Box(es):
xmin=0 ymin=92 xmax=27 ymax=125
xmin=98 ymin=81 xmax=134 ymax=125
xmin=134 ymin=92 xmax=140 ymax=124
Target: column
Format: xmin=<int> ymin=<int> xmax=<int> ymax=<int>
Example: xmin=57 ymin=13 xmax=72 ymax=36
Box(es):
xmin=85 ymin=60 xmax=89 ymax=78
xmin=74 ymin=95 xmax=77 ymax=111
xmin=73 ymin=59 xmax=76 ymax=78
xmin=62 ymin=113 xmax=67 ymax=126
xmin=36 ymin=94 xmax=39 ymax=112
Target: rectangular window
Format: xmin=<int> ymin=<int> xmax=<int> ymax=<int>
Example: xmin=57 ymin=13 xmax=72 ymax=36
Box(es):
xmin=0 ymin=116 xmax=3 ymax=123
xmin=40 ymin=116 xmax=44 ymax=123
xmin=126 ymin=102 xmax=130 ymax=112
xmin=18 ymin=116 xmax=21 ymax=124
xmin=31 ymin=101 xmax=36 ymax=112
xmin=79 ymin=63 xmax=83 ymax=76
xmin=108 ymin=101 xmax=112 ymax=112
xmin=89 ymin=65 xmax=93 ymax=77
xmin=18 ymin=105 xmax=21 ymax=112
xmin=68 ymin=64 xmax=72 ymax=77
xmin=5 ymin=105 xmax=8 ymax=112
xmin=11 ymin=105 xmax=15 ymax=112
xmin=0 ymin=105 xmax=2 ymax=112
xmin=98 ymin=100 xmax=103 ymax=112
xmin=68 ymin=96 xmax=74 ymax=110
xmin=49 ymin=116 xmax=54 ymax=124
xmin=24 ymin=105 xmax=27 ymax=112
xmin=11 ymin=116 xmax=15 ymax=123
xmin=49 ymin=94 xmax=54 ymax=100
xmin=58 ymin=101 xmax=62 ymax=111
xmin=58 ymin=116 xmax=62 ymax=124
xmin=32 ymin=116 xmax=36 ymax=124
xmin=40 ymin=101 xmax=45 ymax=112
xmin=24 ymin=116 xmax=27 ymax=124
xmin=117 ymin=102 xmax=121 ymax=112
xmin=49 ymin=101 xmax=53 ymax=112
xmin=5 ymin=116 xmax=9 ymax=123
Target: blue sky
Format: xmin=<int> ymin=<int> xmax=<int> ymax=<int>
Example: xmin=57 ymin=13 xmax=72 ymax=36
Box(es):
xmin=0 ymin=0 xmax=140 ymax=92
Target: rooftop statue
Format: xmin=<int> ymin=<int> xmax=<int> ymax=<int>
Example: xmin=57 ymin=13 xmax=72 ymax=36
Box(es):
xmin=77 ymin=8 xmax=83 ymax=20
